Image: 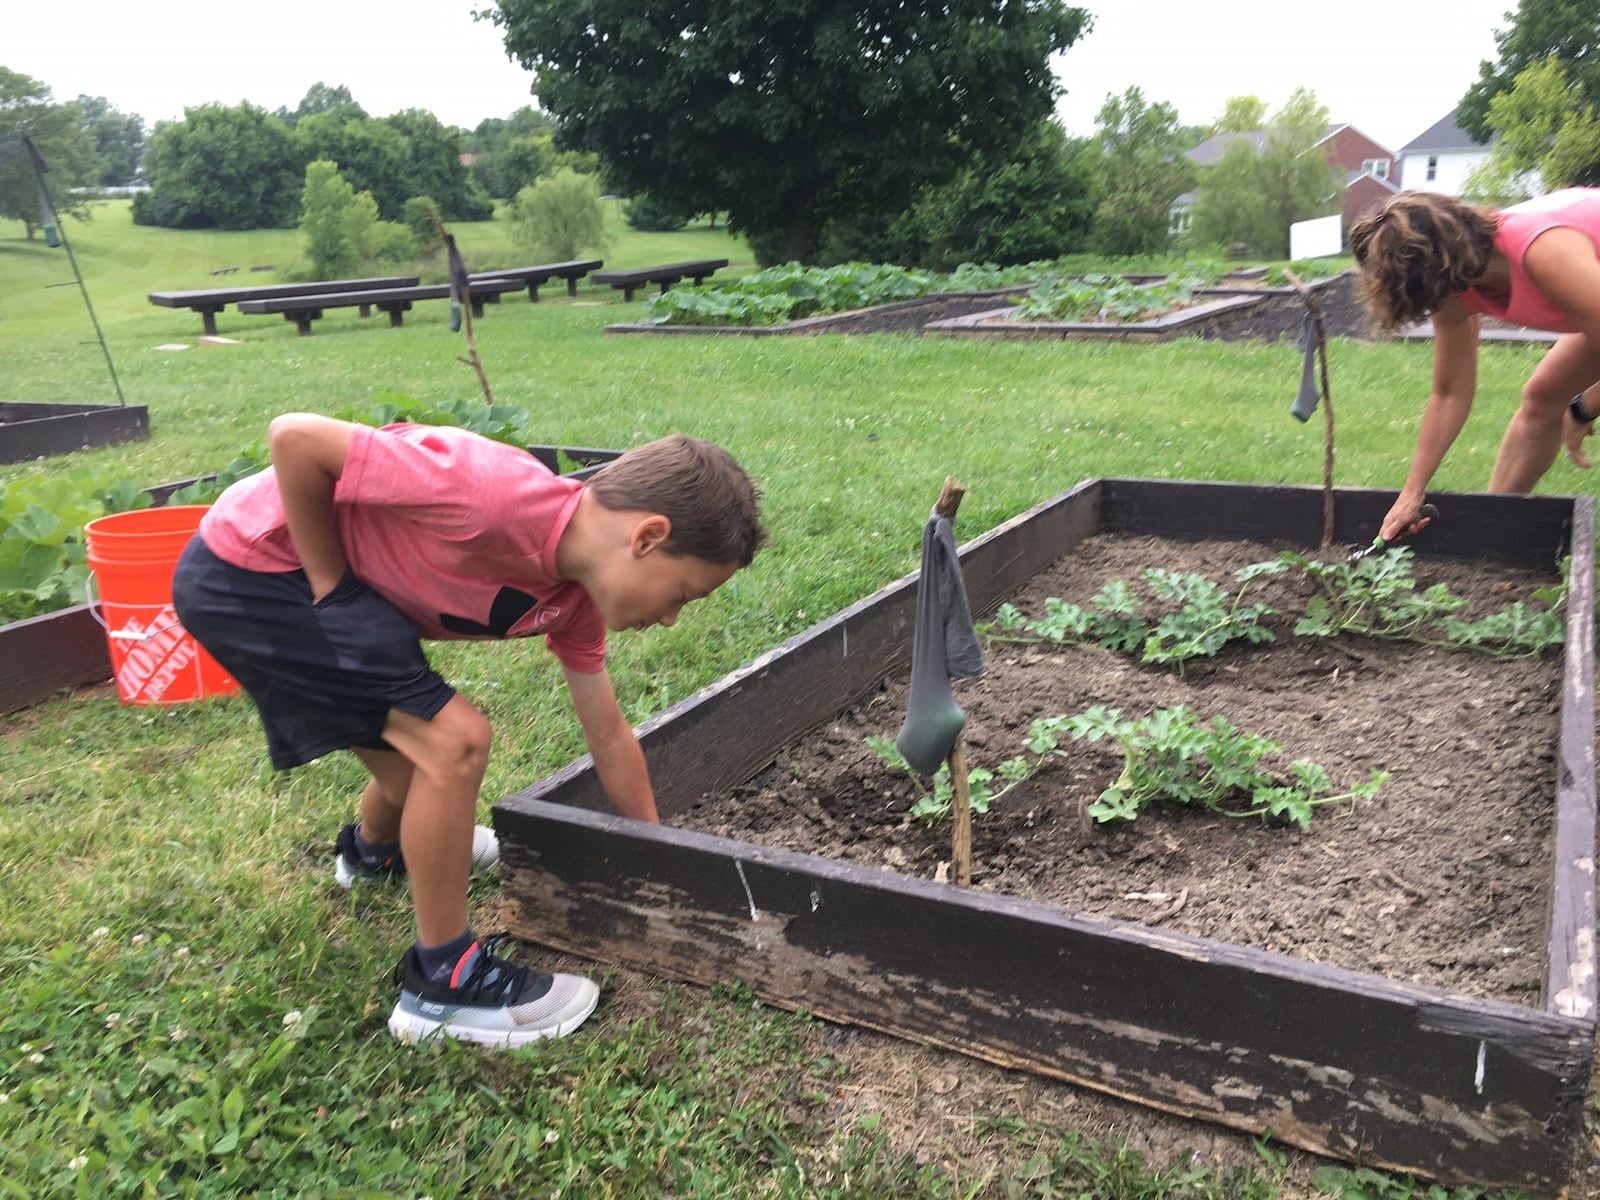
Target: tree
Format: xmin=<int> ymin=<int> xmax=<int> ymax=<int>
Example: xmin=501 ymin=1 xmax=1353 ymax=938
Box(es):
xmin=135 ymin=102 xmax=302 ymax=228
xmin=295 ymin=109 xmax=412 ymax=218
xmin=486 ymin=0 xmax=1091 ymax=262
xmin=276 ymin=82 xmax=364 ymax=129
xmin=511 ymin=167 xmax=606 ymax=261
xmin=1464 ymin=57 xmax=1600 ymax=198
xmin=1208 ymin=95 xmax=1267 ymax=136
xmin=378 ymin=109 xmax=493 ymax=221
xmin=897 ymin=121 xmax=1102 ymax=268
xmin=76 ymin=94 xmax=145 ymax=185
xmin=1185 ymin=89 xmax=1341 ymax=258
xmin=299 ymin=159 xmax=415 ymax=278
xmin=0 ymin=68 xmax=97 ymax=238
xmin=1089 ymin=87 xmax=1195 ymax=255
xmin=1457 ymin=0 xmax=1600 ymax=143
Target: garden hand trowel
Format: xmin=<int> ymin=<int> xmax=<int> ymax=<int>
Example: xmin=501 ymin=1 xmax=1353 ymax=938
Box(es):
xmin=1349 ymin=503 xmax=1439 ymax=563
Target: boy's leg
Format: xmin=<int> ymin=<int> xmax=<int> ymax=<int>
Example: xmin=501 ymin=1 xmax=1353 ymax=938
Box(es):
xmin=368 ymin=695 xmax=491 ymax=945
xmin=338 ymin=744 xmax=500 ymax=888
xmin=374 ymin=695 xmax=599 ymax=1046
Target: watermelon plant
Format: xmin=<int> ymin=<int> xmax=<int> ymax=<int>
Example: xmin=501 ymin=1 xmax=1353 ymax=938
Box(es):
xmin=1012 ymin=264 xmax=1220 ymax=323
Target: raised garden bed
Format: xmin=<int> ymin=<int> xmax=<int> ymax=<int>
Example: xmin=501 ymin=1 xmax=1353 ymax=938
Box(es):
xmin=495 ymin=478 xmax=1595 ymax=1192
xmin=604 ymin=289 xmax=1027 ymax=337
xmin=0 ymin=401 xmax=149 ymax=466
xmin=925 ymin=291 xmax=1267 ymax=342
xmin=0 ymin=445 xmax=623 ymax=714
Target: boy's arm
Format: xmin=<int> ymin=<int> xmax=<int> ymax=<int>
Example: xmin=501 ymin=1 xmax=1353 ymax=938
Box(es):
xmin=268 ymin=413 xmax=357 ymax=601
xmin=562 ymin=665 xmax=660 ymax=823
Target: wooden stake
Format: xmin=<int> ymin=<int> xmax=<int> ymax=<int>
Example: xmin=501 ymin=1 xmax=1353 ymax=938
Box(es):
xmin=1284 ymin=269 xmax=1335 ymax=548
xmin=933 ymin=476 xmax=972 ymax=886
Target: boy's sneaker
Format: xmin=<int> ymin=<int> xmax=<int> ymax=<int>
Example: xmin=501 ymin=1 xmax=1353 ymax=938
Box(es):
xmin=388 ymin=935 xmax=599 ymax=1047
xmin=333 ymin=822 xmax=500 ymax=889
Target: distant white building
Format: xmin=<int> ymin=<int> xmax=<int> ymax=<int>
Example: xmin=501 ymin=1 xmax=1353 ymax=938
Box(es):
xmin=1395 ymin=113 xmax=1491 ymax=195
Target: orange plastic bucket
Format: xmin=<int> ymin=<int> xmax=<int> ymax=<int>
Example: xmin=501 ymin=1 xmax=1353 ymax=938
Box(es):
xmin=84 ymin=505 xmax=240 ymax=706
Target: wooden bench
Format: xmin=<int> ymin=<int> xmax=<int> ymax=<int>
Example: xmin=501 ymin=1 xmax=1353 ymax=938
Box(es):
xmin=590 ymin=259 xmax=729 ymax=302
xmin=148 ymin=275 xmax=421 ymax=335
xmin=469 ymin=259 xmax=603 ymax=302
xmin=235 ymin=278 xmax=528 ymax=336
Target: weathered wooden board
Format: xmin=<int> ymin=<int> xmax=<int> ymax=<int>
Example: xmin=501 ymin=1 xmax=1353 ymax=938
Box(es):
xmin=497 ymin=479 xmax=1596 ymax=1190
xmin=0 ymin=402 xmax=149 ymax=466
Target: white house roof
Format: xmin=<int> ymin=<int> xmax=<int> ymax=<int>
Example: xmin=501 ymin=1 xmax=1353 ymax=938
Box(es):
xmin=1399 ymin=113 xmax=1487 ymax=154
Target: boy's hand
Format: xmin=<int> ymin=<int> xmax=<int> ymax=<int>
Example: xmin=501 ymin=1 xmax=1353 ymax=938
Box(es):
xmin=563 ymin=666 xmax=660 ymax=823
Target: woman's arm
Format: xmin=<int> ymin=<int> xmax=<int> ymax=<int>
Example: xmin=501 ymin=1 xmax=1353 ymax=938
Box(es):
xmin=1381 ymin=299 xmax=1480 ymax=541
xmin=268 ymin=413 xmax=356 ymax=600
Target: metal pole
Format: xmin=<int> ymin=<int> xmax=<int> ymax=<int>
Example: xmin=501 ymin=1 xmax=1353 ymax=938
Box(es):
xmin=21 ymin=136 xmax=127 ymax=406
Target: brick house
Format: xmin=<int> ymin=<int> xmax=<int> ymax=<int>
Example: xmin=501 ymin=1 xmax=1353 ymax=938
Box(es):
xmin=1170 ymin=123 xmax=1399 ymax=235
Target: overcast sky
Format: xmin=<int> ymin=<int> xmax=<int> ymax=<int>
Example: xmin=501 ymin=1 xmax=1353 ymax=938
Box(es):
xmin=10 ymin=0 xmax=1512 ymax=153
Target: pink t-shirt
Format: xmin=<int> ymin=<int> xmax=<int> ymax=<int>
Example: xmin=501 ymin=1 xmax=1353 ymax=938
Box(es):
xmin=198 ymin=422 xmax=607 ymax=673
xmin=1461 ymin=187 xmax=1600 ymax=331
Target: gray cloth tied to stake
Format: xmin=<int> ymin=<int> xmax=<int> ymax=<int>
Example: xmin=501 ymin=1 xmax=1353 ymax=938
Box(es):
xmin=1291 ymin=307 xmax=1320 ymax=422
xmin=894 ymin=510 xmax=984 ymax=775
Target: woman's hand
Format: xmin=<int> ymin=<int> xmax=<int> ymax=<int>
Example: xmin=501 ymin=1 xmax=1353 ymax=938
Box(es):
xmin=1563 ymin=408 xmax=1594 ymax=470
xmin=1379 ymin=497 xmax=1434 ymax=544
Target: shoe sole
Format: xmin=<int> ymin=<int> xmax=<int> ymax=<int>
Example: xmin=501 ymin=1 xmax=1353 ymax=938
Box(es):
xmin=386 ymin=980 xmax=599 ymax=1048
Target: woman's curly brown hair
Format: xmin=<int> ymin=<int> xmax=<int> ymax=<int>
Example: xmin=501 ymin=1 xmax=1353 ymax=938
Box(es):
xmin=1349 ymin=191 xmax=1499 ymax=334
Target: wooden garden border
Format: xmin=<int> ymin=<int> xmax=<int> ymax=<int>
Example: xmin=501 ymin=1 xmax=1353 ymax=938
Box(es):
xmin=0 ymin=401 xmax=149 ymax=465
xmin=495 ymin=478 xmax=1596 ymax=1192
xmin=0 ymin=445 xmax=623 ymax=714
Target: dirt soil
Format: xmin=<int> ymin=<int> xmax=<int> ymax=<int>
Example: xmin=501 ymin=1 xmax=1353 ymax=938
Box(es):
xmin=676 ymin=534 xmax=1562 ymax=1000
xmin=652 ymin=532 xmax=1592 ymax=1193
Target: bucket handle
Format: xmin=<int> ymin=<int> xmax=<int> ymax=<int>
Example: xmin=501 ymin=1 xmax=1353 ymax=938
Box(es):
xmin=86 ymin=571 xmax=186 ymax=642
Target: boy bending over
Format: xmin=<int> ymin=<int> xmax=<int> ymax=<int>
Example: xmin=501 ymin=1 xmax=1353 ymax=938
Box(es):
xmin=172 ymin=415 xmax=765 ymax=1047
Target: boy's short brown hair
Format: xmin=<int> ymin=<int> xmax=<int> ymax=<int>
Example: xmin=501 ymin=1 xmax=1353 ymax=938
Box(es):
xmin=586 ymin=434 xmax=766 ymax=567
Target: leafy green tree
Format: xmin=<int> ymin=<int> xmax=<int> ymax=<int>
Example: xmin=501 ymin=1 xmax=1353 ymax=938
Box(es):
xmin=1089 ymin=87 xmax=1195 ymax=255
xmin=1457 ymin=0 xmax=1600 ymax=142
xmin=295 ymin=109 xmax=412 ymax=218
xmin=474 ymin=134 xmax=551 ymax=200
xmin=897 ymin=120 xmax=1102 ymax=268
xmin=1465 ymin=57 xmax=1600 ymax=197
xmin=378 ymin=108 xmax=493 ymax=221
xmin=0 ymin=67 xmax=97 ymax=238
xmin=511 ymin=167 xmax=607 ymax=261
xmin=486 ymin=0 xmax=1091 ymax=261
xmin=1208 ymin=95 xmax=1267 ymax=135
xmin=134 ymin=102 xmax=302 ymax=228
xmin=75 ymin=94 xmax=145 ymax=185
xmin=624 ymin=190 xmax=690 ymax=233
xmin=276 ymin=82 xmax=364 ymax=128
xmin=402 ymin=194 xmax=443 ymax=255
xmin=1184 ymin=89 xmax=1341 ymax=258
xmin=299 ymin=159 xmax=415 ymax=278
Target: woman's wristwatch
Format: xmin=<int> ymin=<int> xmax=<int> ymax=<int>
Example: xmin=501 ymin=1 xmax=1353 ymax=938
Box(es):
xmin=1571 ymin=394 xmax=1596 ymax=424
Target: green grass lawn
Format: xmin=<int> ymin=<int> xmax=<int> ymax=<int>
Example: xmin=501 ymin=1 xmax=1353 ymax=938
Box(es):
xmin=0 ymin=208 xmax=1579 ymax=1197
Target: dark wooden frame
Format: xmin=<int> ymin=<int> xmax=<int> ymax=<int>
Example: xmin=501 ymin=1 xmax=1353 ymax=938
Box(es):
xmin=148 ymin=275 xmax=421 ymax=336
xmin=590 ymin=259 xmax=730 ymax=302
xmin=235 ymin=279 xmax=528 ymax=336
xmin=0 ymin=402 xmax=149 ymax=465
xmin=0 ymin=445 xmax=624 ymax=714
xmin=469 ymin=260 xmax=603 ymax=302
xmin=495 ymin=478 xmax=1596 ymax=1192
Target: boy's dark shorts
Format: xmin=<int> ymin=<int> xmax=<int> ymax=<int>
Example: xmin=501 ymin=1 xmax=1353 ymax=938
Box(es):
xmin=172 ymin=535 xmax=455 ymax=770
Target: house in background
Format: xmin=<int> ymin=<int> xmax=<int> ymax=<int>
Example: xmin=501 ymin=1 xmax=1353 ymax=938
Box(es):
xmin=1170 ymin=123 xmax=1398 ymax=236
xmin=1394 ymin=113 xmax=1492 ymax=194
